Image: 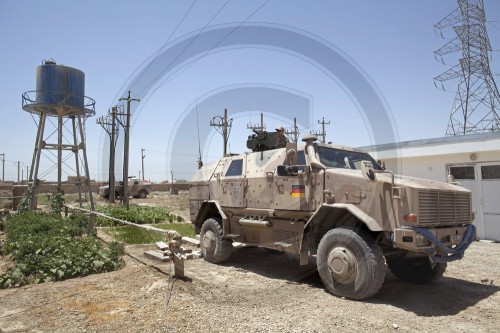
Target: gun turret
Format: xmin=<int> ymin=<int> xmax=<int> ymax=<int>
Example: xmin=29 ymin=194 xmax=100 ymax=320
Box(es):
xmin=246 ymin=130 xmax=278 ymax=152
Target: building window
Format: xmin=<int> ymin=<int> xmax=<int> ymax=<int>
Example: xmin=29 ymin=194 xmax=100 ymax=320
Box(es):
xmin=481 ymin=165 xmax=500 ymax=180
xmin=225 ymin=159 xmax=243 ymax=177
xmin=450 ymin=166 xmax=475 ymax=180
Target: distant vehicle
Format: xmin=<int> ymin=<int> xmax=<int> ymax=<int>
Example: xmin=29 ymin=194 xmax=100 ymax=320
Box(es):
xmin=189 ymin=130 xmax=475 ymax=300
xmin=99 ymin=178 xmax=151 ymax=199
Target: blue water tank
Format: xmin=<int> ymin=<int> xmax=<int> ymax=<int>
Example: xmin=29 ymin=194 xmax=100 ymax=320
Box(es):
xmin=35 ymin=60 xmax=85 ymax=110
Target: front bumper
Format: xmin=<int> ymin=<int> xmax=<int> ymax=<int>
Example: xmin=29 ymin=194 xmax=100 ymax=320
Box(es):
xmin=393 ymin=225 xmax=472 ymax=253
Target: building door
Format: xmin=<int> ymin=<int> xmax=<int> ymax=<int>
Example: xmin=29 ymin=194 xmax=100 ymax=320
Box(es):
xmin=448 ymin=163 xmax=500 ymax=241
xmin=448 ymin=164 xmax=483 ymax=237
xmin=478 ymin=163 xmax=500 ymax=241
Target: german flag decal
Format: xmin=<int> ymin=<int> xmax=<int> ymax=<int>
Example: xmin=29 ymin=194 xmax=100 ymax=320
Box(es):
xmin=291 ymin=184 xmax=305 ymax=198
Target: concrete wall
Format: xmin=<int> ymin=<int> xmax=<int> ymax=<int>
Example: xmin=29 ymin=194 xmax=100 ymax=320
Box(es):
xmin=1 ymin=182 xmax=191 ymax=210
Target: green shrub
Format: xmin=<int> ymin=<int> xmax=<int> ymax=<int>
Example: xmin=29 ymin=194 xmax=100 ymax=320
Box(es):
xmin=49 ymin=192 xmax=65 ymax=215
xmin=0 ymin=212 xmax=124 ymax=289
xmin=16 ymin=186 xmax=34 ymax=213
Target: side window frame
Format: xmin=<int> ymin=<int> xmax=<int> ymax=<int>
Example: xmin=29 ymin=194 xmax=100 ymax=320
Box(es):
xmin=224 ymin=159 xmax=243 ymax=177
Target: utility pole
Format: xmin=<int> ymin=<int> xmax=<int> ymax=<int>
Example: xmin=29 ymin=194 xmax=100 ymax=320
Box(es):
xmin=284 ymin=117 xmax=300 ymax=144
xmin=0 ymin=153 xmax=5 ymax=182
xmin=210 ymin=108 xmax=232 ymax=156
xmin=15 ymin=161 xmax=22 ymax=183
xmin=315 ymin=117 xmax=331 ymax=143
xmin=247 ymin=112 xmax=266 ymax=132
xmin=118 ymin=91 xmax=140 ymax=209
xmin=141 ymin=148 xmax=146 ymax=180
xmin=97 ymin=106 xmax=119 ymax=203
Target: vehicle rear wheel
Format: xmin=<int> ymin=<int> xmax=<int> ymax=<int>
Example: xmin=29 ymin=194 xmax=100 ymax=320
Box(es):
xmin=386 ymin=256 xmax=447 ymax=284
xmin=200 ymin=218 xmax=232 ymax=263
xmin=139 ymin=190 xmax=148 ymax=198
xmin=317 ymin=226 xmax=385 ymax=300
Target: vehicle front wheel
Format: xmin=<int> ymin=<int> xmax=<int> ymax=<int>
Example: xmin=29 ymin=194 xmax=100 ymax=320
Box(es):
xmin=200 ymin=218 xmax=232 ymax=263
xmin=386 ymin=256 xmax=447 ymax=284
xmin=139 ymin=190 xmax=148 ymax=198
xmin=317 ymin=226 xmax=385 ymax=300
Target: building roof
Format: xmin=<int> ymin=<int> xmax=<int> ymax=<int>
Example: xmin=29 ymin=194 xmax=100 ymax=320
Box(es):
xmin=358 ymin=131 xmax=500 ymax=159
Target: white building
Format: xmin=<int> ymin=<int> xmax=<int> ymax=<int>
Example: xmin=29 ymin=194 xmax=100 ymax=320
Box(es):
xmin=361 ymin=132 xmax=500 ymax=241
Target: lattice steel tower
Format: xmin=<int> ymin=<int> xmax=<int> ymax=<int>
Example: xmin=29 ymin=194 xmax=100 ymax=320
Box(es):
xmin=434 ymin=0 xmax=500 ymax=135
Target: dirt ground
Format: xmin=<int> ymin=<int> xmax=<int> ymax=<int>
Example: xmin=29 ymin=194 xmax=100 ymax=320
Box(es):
xmin=0 ymin=191 xmax=499 ymax=333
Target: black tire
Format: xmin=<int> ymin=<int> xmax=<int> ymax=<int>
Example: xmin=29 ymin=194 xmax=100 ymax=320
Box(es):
xmin=194 ymin=223 xmax=201 ymax=235
xmin=115 ymin=191 xmax=120 ymax=199
xmin=317 ymin=226 xmax=385 ymax=300
xmin=139 ymin=190 xmax=148 ymax=199
xmin=386 ymin=256 xmax=447 ymax=284
xmin=200 ymin=218 xmax=232 ymax=263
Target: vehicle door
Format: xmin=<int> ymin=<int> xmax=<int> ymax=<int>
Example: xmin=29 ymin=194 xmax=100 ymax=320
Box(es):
xmin=218 ymin=157 xmax=246 ymax=208
xmin=273 ymin=149 xmax=318 ymax=211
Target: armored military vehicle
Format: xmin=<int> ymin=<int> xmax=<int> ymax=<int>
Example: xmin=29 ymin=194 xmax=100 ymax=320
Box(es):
xmin=189 ymin=131 xmax=475 ymax=299
xmin=99 ymin=178 xmax=151 ymax=199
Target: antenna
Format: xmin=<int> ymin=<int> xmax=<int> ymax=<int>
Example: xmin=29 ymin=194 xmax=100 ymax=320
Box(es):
xmin=434 ymin=0 xmax=500 ymax=135
xmin=195 ymin=99 xmax=203 ymax=169
xmin=210 ymin=108 xmax=233 ymax=156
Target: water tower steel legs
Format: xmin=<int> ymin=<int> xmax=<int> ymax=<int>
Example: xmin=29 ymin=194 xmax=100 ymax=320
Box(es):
xmin=29 ymin=113 xmax=43 ymax=182
xmin=58 ymin=114 xmax=63 ymax=192
xmin=27 ymin=113 xmax=94 ymax=211
xmin=71 ymin=116 xmax=83 ymax=207
xmin=30 ymin=113 xmax=47 ymax=210
xmin=77 ymin=115 xmax=95 ymax=211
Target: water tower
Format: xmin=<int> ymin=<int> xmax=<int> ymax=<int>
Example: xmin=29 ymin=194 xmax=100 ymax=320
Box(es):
xmin=22 ymin=59 xmax=95 ymax=210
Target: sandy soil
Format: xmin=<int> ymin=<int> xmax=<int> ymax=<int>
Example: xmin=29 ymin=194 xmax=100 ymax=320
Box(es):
xmin=0 ymin=191 xmax=499 ymax=333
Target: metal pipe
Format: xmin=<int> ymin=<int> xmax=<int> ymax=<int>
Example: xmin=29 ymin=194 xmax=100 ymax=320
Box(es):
xmin=238 ymin=218 xmax=272 ymax=227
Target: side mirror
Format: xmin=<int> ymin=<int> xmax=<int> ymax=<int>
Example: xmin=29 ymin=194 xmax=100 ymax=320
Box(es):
xmin=361 ymin=160 xmax=376 ymax=181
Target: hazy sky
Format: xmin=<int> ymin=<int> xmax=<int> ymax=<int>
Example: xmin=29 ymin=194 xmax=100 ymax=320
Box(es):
xmin=0 ymin=0 xmax=499 ymax=182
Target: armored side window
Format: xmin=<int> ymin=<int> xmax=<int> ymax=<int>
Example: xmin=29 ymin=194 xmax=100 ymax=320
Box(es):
xmin=225 ymin=159 xmax=243 ymax=177
xmin=297 ymin=151 xmax=306 ymax=165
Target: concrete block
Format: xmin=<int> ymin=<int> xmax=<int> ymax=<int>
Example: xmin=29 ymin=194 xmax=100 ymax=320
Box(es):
xmin=155 ymin=241 xmax=169 ymax=250
xmin=180 ymin=246 xmax=192 ymax=254
xmin=191 ymin=250 xmax=202 ymax=259
xmin=182 ymin=236 xmax=200 ymax=247
xmin=232 ymin=242 xmax=247 ymax=249
xmin=144 ymin=250 xmax=171 ymax=262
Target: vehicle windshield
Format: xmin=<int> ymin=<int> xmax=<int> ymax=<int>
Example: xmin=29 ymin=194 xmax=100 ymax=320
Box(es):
xmin=317 ymin=146 xmax=383 ymax=170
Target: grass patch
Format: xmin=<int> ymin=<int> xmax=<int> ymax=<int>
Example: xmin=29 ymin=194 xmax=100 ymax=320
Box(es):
xmin=94 ymin=205 xmax=183 ymax=227
xmin=103 ymin=223 xmax=195 ymax=244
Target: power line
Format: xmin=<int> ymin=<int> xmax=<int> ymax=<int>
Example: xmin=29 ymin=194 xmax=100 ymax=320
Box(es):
xmin=136 ymin=0 xmax=232 ymax=97
xmin=129 ymin=0 xmax=198 ymax=92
